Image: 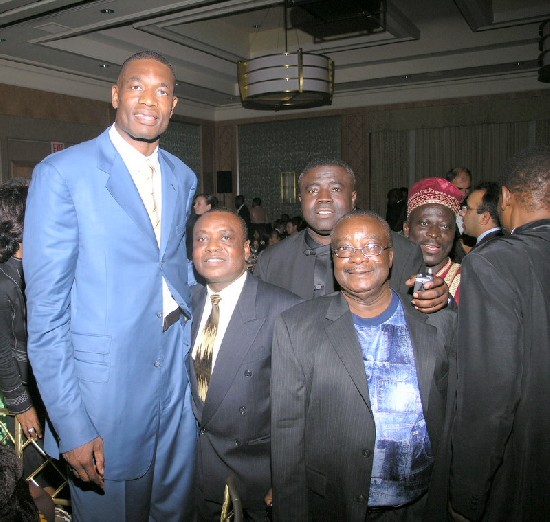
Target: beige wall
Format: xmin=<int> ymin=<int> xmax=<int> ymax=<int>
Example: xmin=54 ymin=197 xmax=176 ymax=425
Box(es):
xmin=211 ymin=89 xmax=550 ymax=211
xmin=0 ymin=84 xmax=114 ymax=182
xmin=1 ymin=82 xmax=549 ymax=216
xmin=0 ymin=84 xmax=213 ymax=184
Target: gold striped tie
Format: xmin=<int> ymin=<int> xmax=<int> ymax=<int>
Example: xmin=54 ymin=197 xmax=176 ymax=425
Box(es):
xmin=194 ymin=294 xmax=221 ymax=401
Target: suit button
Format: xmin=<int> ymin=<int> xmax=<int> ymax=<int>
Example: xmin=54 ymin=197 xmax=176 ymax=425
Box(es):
xmin=234 ymin=439 xmax=241 ymax=447
xmin=362 ymin=449 xmax=372 ymax=458
xmin=244 ymin=369 xmax=252 ymax=377
xmin=200 ymin=427 xmax=207 ymax=435
xmin=355 ymin=494 xmax=367 ymax=503
xmin=239 ymin=406 xmax=247 ymax=415
xmin=154 ymin=360 xmax=161 ymax=368
xmin=156 ymin=312 xmax=162 ymax=318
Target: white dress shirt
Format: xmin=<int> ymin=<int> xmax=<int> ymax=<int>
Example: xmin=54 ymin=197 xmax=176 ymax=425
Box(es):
xmin=109 ymin=124 xmax=177 ymax=319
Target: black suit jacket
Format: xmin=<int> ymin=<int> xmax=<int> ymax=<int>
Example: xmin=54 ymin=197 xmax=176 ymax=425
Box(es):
xmin=451 ymin=220 xmax=550 ymax=521
xmin=189 ymin=274 xmax=301 ymax=512
xmin=237 ymin=204 xmax=251 ymax=228
xmin=271 ymin=292 xmax=456 ymax=522
xmin=254 ymin=229 xmax=424 ymax=299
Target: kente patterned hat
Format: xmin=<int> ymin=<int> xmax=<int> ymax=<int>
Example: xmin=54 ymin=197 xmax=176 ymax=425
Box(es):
xmin=407 ymin=177 xmax=464 ymax=216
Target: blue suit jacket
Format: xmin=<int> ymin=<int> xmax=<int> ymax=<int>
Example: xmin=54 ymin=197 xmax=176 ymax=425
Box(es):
xmin=24 ymin=128 xmax=197 ymax=480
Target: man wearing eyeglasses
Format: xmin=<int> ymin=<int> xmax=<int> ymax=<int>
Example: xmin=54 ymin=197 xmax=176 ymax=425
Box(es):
xmin=271 ymin=210 xmax=456 ymax=522
xmin=459 ymin=182 xmax=502 ymax=249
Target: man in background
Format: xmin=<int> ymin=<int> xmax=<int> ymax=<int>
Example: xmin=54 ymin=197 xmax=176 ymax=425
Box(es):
xmin=450 ymin=146 xmax=550 ymax=520
xmin=235 ymin=194 xmax=251 ymax=229
xmin=458 ymin=181 xmax=502 ymax=249
xmin=403 ymin=178 xmax=463 ymax=303
xmin=285 ymin=216 xmax=305 ymax=236
xmin=24 ymin=51 xmax=197 ymax=521
xmin=445 ymin=167 xmax=472 ymax=199
xmin=255 ymin=158 xmax=448 ymax=311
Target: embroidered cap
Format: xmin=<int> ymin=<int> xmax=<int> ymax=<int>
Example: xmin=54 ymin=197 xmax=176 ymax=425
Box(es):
xmin=407 ymin=177 xmax=464 ymax=216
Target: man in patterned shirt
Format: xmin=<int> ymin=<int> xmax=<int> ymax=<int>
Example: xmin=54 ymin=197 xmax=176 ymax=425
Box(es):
xmin=271 ymin=210 xmax=456 ymax=521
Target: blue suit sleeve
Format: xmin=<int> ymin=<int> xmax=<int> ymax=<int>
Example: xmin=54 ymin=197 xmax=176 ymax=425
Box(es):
xmin=23 ymin=161 xmax=99 ymax=454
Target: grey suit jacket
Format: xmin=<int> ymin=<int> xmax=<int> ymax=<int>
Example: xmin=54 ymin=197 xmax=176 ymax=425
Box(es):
xmin=271 ymin=292 xmax=456 ymax=522
xmin=189 ymin=273 xmax=301 ymax=511
xmin=254 ymin=229 xmax=424 ymax=299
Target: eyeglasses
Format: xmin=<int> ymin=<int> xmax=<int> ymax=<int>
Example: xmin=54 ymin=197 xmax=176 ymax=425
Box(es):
xmin=460 ymin=204 xmax=482 ymax=213
xmin=332 ymin=244 xmax=391 ymax=259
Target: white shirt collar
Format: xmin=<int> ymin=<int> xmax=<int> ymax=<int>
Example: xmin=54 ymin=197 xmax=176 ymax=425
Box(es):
xmin=476 ymin=227 xmax=501 ymax=243
xmin=206 ymin=270 xmax=247 ymax=303
xmin=109 ymin=124 xmax=158 ymax=166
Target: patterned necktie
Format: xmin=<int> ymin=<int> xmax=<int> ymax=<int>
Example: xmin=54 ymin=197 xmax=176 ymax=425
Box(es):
xmin=194 ymin=294 xmax=222 ymax=401
xmin=145 ymin=159 xmax=160 ymax=237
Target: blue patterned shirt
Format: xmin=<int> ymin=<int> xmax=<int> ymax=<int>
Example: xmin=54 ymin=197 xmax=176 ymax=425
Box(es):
xmin=353 ymin=291 xmax=434 ymax=507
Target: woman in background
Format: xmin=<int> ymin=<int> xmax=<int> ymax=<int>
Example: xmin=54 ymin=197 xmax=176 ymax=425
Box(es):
xmin=0 ymin=183 xmax=42 ymax=441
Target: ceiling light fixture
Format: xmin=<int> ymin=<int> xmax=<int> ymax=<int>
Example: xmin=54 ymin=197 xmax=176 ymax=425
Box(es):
xmin=237 ymin=2 xmax=333 ymax=111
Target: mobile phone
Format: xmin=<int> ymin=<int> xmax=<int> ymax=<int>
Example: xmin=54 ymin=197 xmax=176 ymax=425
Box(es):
xmin=413 ymin=272 xmax=434 ymax=293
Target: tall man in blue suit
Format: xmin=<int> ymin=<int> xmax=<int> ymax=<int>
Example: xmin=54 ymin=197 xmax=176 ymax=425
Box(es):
xmin=23 ymin=51 xmax=197 ymax=521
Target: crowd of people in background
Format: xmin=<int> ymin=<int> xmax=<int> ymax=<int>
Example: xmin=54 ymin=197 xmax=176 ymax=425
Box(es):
xmin=1 ymin=49 xmax=549 ymax=522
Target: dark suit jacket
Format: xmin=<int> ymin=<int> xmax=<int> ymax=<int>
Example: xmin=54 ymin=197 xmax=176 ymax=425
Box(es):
xmin=451 ymin=219 xmax=550 ymax=521
xmin=254 ymin=229 xmax=424 ymax=299
xmin=189 ymin=273 xmax=301 ymax=512
xmin=237 ymin=204 xmax=251 ymax=228
xmin=271 ymin=292 xmax=456 ymax=522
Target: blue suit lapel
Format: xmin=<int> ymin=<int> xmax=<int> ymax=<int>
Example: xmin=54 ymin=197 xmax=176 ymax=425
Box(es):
xmin=101 ymin=132 xmax=158 ymax=249
xmin=325 ymin=293 xmax=372 ymax=410
xmin=202 ymin=275 xmax=264 ymax=426
xmin=159 ymin=151 xmax=178 ymax=256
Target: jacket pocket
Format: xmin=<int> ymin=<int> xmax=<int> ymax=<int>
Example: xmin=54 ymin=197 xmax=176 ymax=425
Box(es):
xmin=72 ymin=333 xmax=111 ymax=383
xmin=306 ymin=466 xmax=327 ymax=497
xmin=247 ymin=434 xmax=270 ymax=446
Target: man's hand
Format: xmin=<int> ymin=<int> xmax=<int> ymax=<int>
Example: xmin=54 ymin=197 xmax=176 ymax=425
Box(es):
xmin=406 ymin=274 xmax=449 ymax=313
xmin=448 ymin=502 xmax=471 ymax=522
xmin=63 ymin=436 xmax=105 ymax=488
xmin=16 ymin=407 xmax=42 ymax=440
